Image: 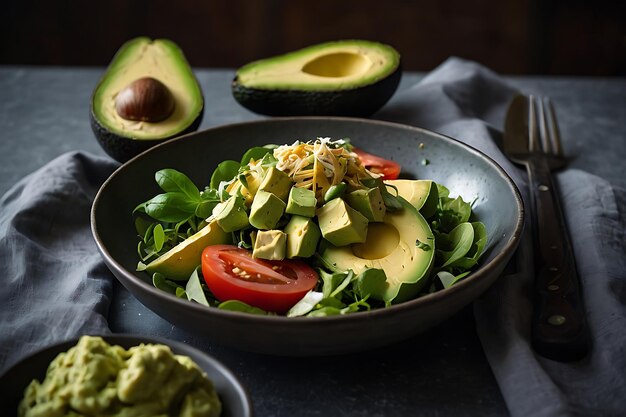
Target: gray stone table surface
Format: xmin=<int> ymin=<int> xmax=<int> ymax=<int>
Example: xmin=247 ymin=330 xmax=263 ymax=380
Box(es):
xmin=1 ymin=66 xmax=625 ymax=417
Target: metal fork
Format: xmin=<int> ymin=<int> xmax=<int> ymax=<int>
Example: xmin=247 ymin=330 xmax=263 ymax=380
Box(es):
xmin=530 ymin=97 xmax=563 ymax=167
xmin=504 ymin=95 xmax=590 ymax=361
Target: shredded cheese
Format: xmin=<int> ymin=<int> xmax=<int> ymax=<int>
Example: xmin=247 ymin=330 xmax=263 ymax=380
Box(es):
xmin=272 ymin=137 xmax=380 ymax=202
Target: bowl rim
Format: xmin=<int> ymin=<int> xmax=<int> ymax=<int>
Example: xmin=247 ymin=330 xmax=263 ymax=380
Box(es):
xmin=91 ymin=116 xmax=524 ymax=325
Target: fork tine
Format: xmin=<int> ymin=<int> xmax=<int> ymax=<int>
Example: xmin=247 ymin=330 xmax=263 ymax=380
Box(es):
xmin=544 ymin=97 xmax=564 ymax=157
xmin=538 ymin=97 xmax=552 ymax=154
xmin=528 ymin=95 xmax=541 ymax=152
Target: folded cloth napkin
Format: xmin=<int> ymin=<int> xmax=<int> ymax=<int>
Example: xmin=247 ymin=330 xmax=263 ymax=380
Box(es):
xmin=0 ymin=152 xmax=118 ymax=372
xmin=375 ymin=57 xmax=626 ymax=417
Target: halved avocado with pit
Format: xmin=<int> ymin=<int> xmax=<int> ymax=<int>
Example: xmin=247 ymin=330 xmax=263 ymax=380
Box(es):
xmin=90 ymin=37 xmax=204 ymax=163
xmin=232 ymin=40 xmax=401 ymax=117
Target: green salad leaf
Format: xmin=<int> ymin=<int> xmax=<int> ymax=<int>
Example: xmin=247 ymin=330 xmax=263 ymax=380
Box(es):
xmin=152 ymin=272 xmax=185 ymax=296
xmin=435 ymin=222 xmax=475 ymax=267
xmin=218 ymin=300 xmax=268 ymax=315
xmin=353 ymin=268 xmax=387 ymax=300
xmin=209 ymin=160 xmax=240 ymax=190
xmin=240 ymin=146 xmax=274 ymax=167
xmin=287 ymin=291 xmax=324 ymax=317
xmin=185 ymin=267 xmax=210 ymax=306
xmin=155 ymin=168 xmax=201 ymax=199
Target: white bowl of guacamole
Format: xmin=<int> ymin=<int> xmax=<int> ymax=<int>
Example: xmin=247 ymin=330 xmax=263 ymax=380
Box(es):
xmin=0 ymin=335 xmax=251 ymax=417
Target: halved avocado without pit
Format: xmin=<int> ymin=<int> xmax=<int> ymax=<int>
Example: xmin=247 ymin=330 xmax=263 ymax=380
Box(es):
xmin=319 ymin=198 xmax=434 ymax=304
xmin=232 ymin=40 xmax=402 ymax=117
xmin=90 ymin=37 xmax=204 ymax=163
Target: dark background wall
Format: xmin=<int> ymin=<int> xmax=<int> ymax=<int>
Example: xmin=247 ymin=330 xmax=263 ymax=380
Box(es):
xmin=1 ymin=0 xmax=624 ymax=75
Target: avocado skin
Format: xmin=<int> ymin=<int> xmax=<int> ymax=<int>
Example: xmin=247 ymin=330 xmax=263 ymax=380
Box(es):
xmin=89 ymin=105 xmax=204 ymax=163
xmin=231 ymin=65 xmax=401 ymax=117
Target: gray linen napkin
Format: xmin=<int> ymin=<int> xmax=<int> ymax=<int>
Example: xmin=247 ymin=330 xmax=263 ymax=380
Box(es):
xmin=376 ymin=57 xmax=626 ymax=417
xmin=0 ymin=152 xmax=118 ymax=373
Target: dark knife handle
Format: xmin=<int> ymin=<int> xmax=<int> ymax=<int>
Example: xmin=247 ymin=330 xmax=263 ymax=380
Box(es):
xmin=526 ymin=157 xmax=590 ymax=361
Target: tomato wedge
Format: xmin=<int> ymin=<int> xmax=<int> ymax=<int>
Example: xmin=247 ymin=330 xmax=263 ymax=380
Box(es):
xmin=201 ymin=245 xmax=318 ymax=313
xmin=353 ymin=147 xmax=401 ymax=180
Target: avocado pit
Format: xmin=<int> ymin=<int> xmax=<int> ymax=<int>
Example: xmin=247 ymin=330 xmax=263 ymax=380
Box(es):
xmin=115 ymin=76 xmax=175 ymax=122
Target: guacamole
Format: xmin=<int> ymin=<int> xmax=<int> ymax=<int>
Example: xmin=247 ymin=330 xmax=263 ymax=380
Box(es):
xmin=18 ymin=336 xmax=222 ymax=417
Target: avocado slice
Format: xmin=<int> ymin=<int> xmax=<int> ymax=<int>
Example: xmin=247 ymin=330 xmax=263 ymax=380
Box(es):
xmin=145 ymin=219 xmax=229 ymax=281
xmin=319 ymin=198 xmax=434 ymax=303
xmin=90 ymin=37 xmax=204 ymax=162
xmin=232 ymin=40 xmax=401 ymax=117
xmin=385 ymin=179 xmax=439 ymax=219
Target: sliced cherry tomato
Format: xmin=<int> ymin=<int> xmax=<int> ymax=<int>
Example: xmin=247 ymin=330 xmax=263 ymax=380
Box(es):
xmin=201 ymin=245 xmax=318 ymax=313
xmin=352 ymin=147 xmax=401 ymax=180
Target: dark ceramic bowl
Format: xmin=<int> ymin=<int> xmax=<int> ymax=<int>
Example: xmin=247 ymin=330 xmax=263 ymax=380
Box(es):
xmin=0 ymin=334 xmax=252 ymax=417
xmin=91 ymin=117 xmax=524 ymax=356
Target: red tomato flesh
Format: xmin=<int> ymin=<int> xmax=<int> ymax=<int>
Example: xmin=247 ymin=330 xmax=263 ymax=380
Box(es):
xmin=202 ymin=245 xmax=318 ymax=313
xmin=353 ymin=147 xmax=401 ymax=180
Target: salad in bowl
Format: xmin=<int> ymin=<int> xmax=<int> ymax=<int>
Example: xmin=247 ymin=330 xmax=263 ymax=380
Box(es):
xmin=133 ymin=138 xmax=486 ymax=317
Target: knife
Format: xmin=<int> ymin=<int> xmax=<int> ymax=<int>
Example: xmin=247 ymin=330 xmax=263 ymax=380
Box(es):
xmin=504 ymin=94 xmax=590 ymax=362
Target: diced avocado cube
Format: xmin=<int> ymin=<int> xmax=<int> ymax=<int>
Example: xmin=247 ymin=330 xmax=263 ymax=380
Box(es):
xmin=345 ymin=187 xmax=386 ymax=222
xmin=212 ymin=195 xmax=249 ymax=232
xmin=227 ymin=170 xmax=263 ymax=206
xmin=249 ymin=190 xmax=286 ymax=230
xmin=253 ymin=229 xmax=287 ymax=260
xmin=258 ymin=167 xmax=293 ymax=201
xmin=286 ymin=186 xmax=317 ymax=218
xmin=284 ymin=215 xmax=321 ymax=258
xmin=316 ymin=198 xmax=368 ymax=246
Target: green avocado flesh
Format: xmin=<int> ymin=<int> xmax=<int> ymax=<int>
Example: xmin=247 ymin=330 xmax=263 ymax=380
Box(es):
xmin=18 ymin=336 xmax=221 ymax=417
xmin=319 ymin=198 xmax=434 ymax=303
xmin=232 ymin=40 xmax=401 ymax=117
xmin=146 ymin=220 xmax=229 ymax=281
xmin=91 ymin=37 xmax=203 ymax=161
